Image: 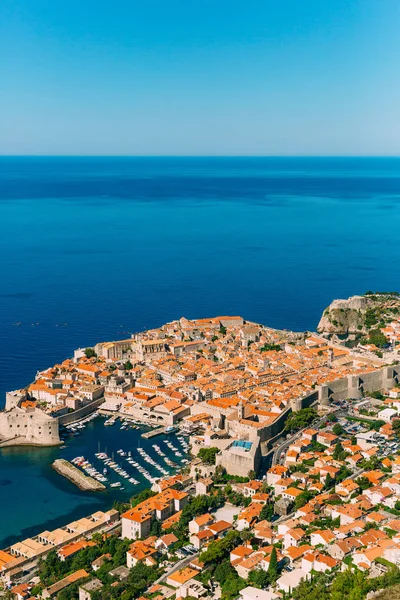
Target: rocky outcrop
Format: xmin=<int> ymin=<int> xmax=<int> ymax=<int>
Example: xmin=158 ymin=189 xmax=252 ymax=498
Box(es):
xmin=317 ymin=295 xmax=368 ymax=336
xmin=317 ymin=293 xmax=400 ymax=339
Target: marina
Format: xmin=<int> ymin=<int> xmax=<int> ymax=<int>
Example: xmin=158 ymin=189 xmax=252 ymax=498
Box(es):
xmin=58 ymin=416 xmax=190 ymax=492
xmin=0 ymin=414 xmax=190 ymax=548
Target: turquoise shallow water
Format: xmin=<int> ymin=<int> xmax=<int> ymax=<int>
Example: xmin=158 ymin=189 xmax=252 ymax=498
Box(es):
xmin=1 ymin=156 xmax=400 ymax=545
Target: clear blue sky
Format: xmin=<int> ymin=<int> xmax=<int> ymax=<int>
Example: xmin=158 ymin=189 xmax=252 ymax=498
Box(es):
xmin=1 ymin=0 xmax=399 ymax=155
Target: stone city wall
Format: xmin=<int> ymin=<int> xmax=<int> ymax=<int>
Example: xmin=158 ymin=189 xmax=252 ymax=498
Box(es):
xmin=0 ymin=407 xmax=60 ymax=447
xmin=318 ymin=365 xmax=399 ymax=406
xmin=58 ymin=397 xmax=105 ymax=426
xmin=216 ymin=441 xmax=262 ymax=478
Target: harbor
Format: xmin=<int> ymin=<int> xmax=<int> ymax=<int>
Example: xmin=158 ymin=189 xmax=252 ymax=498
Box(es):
xmin=59 ymin=415 xmax=190 ymax=492
xmin=0 ymin=414 xmax=190 ymax=548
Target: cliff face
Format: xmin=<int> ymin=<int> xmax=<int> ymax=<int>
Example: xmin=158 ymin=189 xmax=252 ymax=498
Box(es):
xmin=317 ymin=295 xmax=368 ymax=336
xmin=317 ymin=293 xmax=400 ymax=339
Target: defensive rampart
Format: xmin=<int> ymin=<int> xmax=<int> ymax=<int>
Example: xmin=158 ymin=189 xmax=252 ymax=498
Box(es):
xmin=58 ymin=397 xmax=105 ymax=426
xmin=260 ymin=365 xmax=399 ymax=455
xmin=318 ymin=365 xmax=399 ymax=406
xmin=0 ymin=406 xmax=60 ymax=447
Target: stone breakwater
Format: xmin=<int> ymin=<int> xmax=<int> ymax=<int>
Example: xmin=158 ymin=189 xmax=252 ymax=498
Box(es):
xmin=52 ymin=459 xmax=106 ymax=492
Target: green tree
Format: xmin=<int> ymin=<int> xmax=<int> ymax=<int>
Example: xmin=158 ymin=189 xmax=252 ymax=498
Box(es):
xmin=260 ymin=343 xmax=282 ymax=352
xmin=200 ymin=530 xmax=241 ymax=565
xmin=30 ymin=584 xmax=44 ymax=597
xmin=333 ymin=441 xmax=346 ymax=461
xmin=91 ymin=532 xmax=103 ymax=545
xmin=284 ymin=408 xmax=318 ymax=433
xmin=240 ymin=529 xmax=253 ymax=544
xmin=356 ymin=476 xmax=371 ymax=491
xmin=198 ymin=447 xmax=219 ymax=465
xmin=332 ymin=423 xmax=344 ymax=436
xmin=324 ymin=472 xmax=333 ymax=490
xmin=131 ymin=488 xmax=156 ymax=508
xmin=367 ymin=329 xmax=388 ymax=348
xmin=84 ymin=348 xmax=96 ymax=358
xmin=248 ymin=568 xmax=270 ymax=588
xmin=365 ymin=309 xmax=378 ymax=328
xmin=368 ymin=390 xmax=385 ymax=400
xmin=214 ymin=560 xmax=237 ymax=584
xmin=124 ymin=360 xmax=133 ymax=370
xmin=259 ymin=502 xmax=274 ymax=522
xmin=336 ymin=466 xmax=352 ymax=483
xmin=330 ymin=568 xmax=367 ymax=600
xmin=38 ymin=550 xmax=65 ymax=585
xmin=292 ymin=571 xmax=330 ymax=600
xmin=220 ymin=572 xmax=247 ymax=600
xmin=294 ymin=490 xmax=313 ymax=510
xmin=268 ymin=547 xmax=278 ymax=584
xmin=150 ymin=518 xmax=162 ymax=537
xmin=393 ymin=419 xmax=400 ymax=437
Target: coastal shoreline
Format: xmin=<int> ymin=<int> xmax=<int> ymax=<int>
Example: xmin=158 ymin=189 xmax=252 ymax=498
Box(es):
xmin=0 ymin=437 xmax=61 ymax=449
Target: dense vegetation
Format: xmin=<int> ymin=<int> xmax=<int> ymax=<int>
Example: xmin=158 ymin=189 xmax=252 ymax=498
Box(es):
xmin=167 ymin=493 xmax=224 ymax=543
xmin=91 ymin=562 xmax=161 ymax=600
xmin=200 ymin=530 xmax=241 ymax=564
xmin=285 ymin=408 xmax=318 ymax=432
xmin=290 ymin=566 xmax=400 ymax=600
xmin=198 ymin=446 xmax=220 ymax=465
xmin=197 ymin=558 xmax=247 ymax=600
xmin=393 ymin=419 xmax=400 ymax=437
xmin=34 ymin=533 xmax=162 ymax=600
xmin=130 ymin=488 xmax=156 ymax=508
xmin=361 ymin=328 xmax=388 ymax=348
xmin=260 ymin=343 xmax=282 ymax=352
xmin=84 ymin=347 xmax=96 ymax=358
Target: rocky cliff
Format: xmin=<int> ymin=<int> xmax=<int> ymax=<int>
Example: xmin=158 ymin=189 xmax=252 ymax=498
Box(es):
xmin=317 ymin=293 xmax=400 ymax=339
xmin=317 ymin=295 xmax=368 ymax=336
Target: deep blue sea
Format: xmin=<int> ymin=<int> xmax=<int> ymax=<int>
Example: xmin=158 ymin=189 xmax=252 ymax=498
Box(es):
xmin=1 ymin=156 xmax=400 ymax=546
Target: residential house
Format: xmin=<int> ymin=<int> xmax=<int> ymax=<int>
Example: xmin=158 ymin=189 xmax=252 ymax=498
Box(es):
xmin=302 ymin=552 xmax=338 ymax=574
xmin=310 ymin=530 xmax=336 ymax=548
